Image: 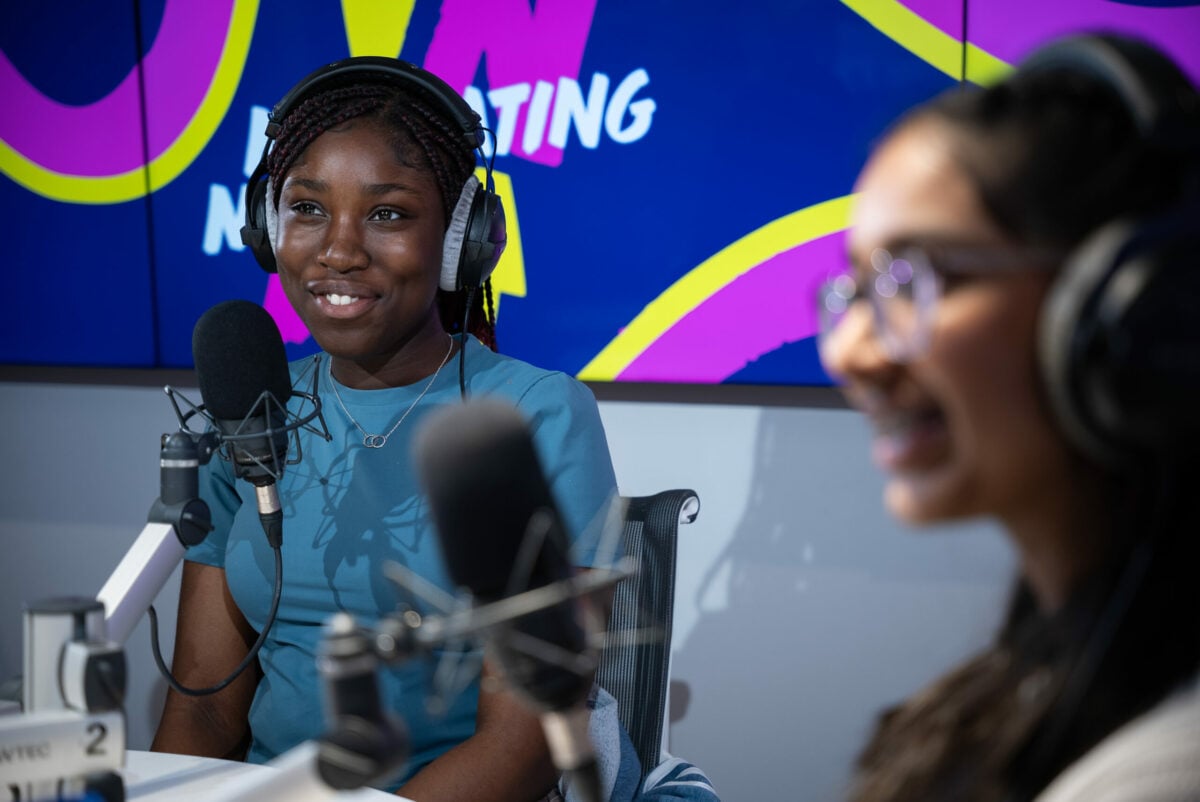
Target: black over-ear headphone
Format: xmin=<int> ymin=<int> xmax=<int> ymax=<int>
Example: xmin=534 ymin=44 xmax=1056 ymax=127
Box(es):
xmin=1031 ymin=34 xmax=1200 ymax=466
xmin=240 ymin=56 xmax=506 ymax=293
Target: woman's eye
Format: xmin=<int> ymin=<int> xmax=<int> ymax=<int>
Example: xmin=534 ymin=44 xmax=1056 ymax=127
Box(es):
xmin=290 ymin=201 xmax=321 ymax=216
xmin=371 ymin=208 xmax=408 ymax=222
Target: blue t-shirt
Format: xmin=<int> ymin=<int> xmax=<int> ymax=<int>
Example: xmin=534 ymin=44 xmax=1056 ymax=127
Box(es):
xmin=185 ymin=335 xmax=619 ymax=786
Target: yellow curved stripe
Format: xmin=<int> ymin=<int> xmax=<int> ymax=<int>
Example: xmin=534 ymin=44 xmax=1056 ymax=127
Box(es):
xmin=966 ymin=42 xmax=1013 ymax=85
xmin=577 ymin=195 xmax=854 ymax=382
xmin=839 ymin=0 xmax=1012 ymax=84
xmin=0 ymin=0 xmax=259 ymax=205
xmin=839 ymin=0 xmax=961 ymax=78
xmin=0 ymin=155 xmax=148 ymax=206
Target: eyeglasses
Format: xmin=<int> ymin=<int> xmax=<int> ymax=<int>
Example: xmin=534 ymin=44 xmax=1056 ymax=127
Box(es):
xmin=816 ymin=244 xmax=1062 ymax=363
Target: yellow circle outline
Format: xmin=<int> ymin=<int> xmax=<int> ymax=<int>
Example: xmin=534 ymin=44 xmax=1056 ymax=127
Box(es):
xmin=839 ymin=0 xmax=1012 ymax=83
xmin=0 ymin=0 xmax=259 ymax=205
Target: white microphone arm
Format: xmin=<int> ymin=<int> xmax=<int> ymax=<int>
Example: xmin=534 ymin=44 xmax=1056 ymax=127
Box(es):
xmin=98 ymin=430 xmax=216 ymax=645
xmin=0 ymin=424 xmax=217 ymax=801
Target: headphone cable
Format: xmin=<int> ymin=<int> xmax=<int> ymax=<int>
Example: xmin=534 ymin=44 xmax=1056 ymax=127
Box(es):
xmin=459 ymin=285 xmax=477 ymax=401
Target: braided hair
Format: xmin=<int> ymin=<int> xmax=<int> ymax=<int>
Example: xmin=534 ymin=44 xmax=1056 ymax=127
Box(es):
xmin=266 ymin=78 xmax=498 ymax=351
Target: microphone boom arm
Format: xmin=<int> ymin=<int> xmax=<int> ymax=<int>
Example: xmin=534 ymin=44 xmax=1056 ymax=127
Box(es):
xmin=5 ymin=426 xmax=218 ymax=800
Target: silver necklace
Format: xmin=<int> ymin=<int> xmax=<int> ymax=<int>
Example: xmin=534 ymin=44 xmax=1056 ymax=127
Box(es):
xmin=326 ymin=337 xmax=455 ymax=448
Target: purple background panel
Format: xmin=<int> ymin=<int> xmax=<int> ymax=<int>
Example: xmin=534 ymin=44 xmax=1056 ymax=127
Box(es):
xmin=969 ymin=1 xmax=1200 ymax=81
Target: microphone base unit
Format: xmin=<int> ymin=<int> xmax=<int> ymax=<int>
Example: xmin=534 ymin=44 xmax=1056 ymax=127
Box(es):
xmin=15 ymin=597 xmax=130 ymax=802
xmin=23 ymin=598 xmax=107 ymax=713
xmin=0 ymin=708 xmax=126 ymax=799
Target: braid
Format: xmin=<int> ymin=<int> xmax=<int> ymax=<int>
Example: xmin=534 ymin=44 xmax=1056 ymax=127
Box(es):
xmin=436 ymin=279 xmax=497 ymax=352
xmin=266 ymin=73 xmax=499 ymax=350
xmin=381 ymin=98 xmax=475 ymax=223
xmin=266 ymin=84 xmax=391 ymax=208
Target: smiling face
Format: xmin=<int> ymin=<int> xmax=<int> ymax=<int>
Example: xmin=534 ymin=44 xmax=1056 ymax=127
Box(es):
xmin=273 ymin=119 xmax=449 ymax=384
xmin=821 ymin=118 xmax=1080 ymax=530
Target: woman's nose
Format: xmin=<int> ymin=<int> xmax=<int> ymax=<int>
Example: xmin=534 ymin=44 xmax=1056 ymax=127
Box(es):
xmin=319 ymin=217 xmax=368 ymax=272
xmin=818 ymin=301 xmax=894 ymax=384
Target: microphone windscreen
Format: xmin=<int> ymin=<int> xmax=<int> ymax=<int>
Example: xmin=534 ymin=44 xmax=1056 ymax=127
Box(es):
xmin=413 ymin=399 xmax=572 ymax=600
xmin=415 ymin=398 xmax=596 ymax=713
xmin=192 ymin=300 xmax=291 ymax=420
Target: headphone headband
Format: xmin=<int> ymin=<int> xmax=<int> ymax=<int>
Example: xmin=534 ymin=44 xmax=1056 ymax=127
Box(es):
xmin=265 ymin=56 xmax=485 ymax=149
xmin=1016 ymin=33 xmax=1200 ymax=158
xmin=1017 ymin=35 xmax=1160 ymax=135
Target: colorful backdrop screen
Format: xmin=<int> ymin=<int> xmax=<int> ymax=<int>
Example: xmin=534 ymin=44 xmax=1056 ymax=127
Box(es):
xmin=2 ymin=1 xmax=1197 ymax=385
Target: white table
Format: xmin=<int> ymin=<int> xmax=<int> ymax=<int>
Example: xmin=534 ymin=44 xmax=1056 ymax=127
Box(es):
xmin=123 ymin=748 xmax=411 ymax=801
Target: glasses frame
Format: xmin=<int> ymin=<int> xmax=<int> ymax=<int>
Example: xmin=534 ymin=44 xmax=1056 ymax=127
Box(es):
xmin=817 ymin=242 xmax=1063 ymax=363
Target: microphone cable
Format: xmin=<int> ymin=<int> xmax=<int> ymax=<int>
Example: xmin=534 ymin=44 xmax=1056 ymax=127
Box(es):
xmin=145 ymin=545 xmax=283 ymax=696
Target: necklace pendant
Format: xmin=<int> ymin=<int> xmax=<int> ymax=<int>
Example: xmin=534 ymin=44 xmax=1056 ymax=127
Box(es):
xmin=328 ymin=336 xmax=455 ymax=452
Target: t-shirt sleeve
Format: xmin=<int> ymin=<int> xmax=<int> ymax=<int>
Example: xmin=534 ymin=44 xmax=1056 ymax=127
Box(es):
xmin=185 ymin=454 xmax=243 ymax=568
xmin=516 ymin=372 xmax=619 ymax=570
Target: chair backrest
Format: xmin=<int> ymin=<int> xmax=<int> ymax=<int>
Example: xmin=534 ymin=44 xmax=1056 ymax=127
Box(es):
xmin=596 ymin=488 xmax=700 ymax=779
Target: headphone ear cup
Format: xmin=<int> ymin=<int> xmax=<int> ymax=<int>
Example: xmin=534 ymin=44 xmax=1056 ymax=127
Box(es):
xmin=240 ymin=174 xmax=278 ymax=273
xmin=1040 ymin=221 xmax=1142 ymax=464
xmin=440 ymin=176 xmax=506 ymax=292
xmin=1040 ymin=206 xmax=1200 ymax=464
xmin=460 ymin=189 xmax=506 ymax=288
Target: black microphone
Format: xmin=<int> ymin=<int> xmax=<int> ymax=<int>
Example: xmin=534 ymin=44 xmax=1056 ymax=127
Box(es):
xmin=414 ymin=399 xmax=604 ymax=802
xmin=192 ymin=299 xmax=292 ymax=547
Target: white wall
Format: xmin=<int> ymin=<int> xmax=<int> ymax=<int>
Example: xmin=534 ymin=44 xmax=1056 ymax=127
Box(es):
xmin=0 ymin=376 xmax=1014 ymax=800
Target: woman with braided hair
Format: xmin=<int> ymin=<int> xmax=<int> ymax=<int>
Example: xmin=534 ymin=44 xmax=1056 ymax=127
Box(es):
xmin=262 ymin=75 xmax=499 ymax=351
xmin=260 ymin=75 xmax=500 ymax=353
xmin=151 ymin=58 xmax=620 ymax=802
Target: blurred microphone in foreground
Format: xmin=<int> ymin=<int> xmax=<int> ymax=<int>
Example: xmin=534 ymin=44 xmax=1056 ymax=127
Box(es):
xmin=415 ymin=399 xmax=607 ymax=802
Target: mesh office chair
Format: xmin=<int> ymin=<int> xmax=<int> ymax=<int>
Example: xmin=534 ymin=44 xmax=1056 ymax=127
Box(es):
xmin=596 ymin=488 xmax=700 ymax=780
